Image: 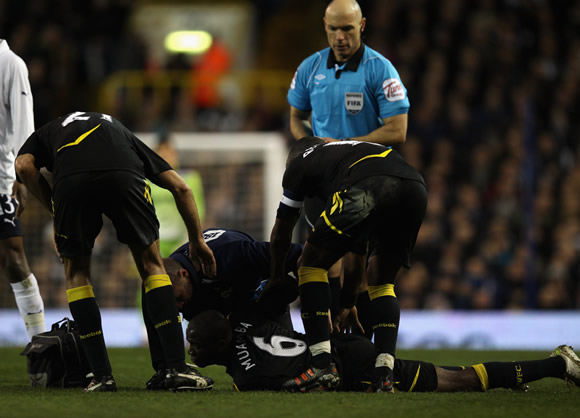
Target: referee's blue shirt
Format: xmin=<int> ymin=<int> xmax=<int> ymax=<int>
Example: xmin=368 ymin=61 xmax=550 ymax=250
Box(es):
xmin=288 ymin=44 xmax=410 ymax=139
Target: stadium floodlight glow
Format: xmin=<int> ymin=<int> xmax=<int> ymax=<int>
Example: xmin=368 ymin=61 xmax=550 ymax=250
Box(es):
xmin=164 ymin=31 xmax=213 ymax=54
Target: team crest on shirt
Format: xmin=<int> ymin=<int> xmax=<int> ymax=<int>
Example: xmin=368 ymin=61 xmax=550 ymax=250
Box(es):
xmin=383 ymin=78 xmax=405 ymax=102
xmin=345 ymin=92 xmax=364 ymax=115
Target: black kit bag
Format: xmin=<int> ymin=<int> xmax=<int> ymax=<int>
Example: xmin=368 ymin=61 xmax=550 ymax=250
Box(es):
xmin=20 ymin=317 xmax=92 ymax=388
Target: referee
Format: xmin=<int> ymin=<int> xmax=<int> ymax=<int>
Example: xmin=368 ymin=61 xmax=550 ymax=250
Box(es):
xmin=286 ymin=0 xmax=411 ymax=392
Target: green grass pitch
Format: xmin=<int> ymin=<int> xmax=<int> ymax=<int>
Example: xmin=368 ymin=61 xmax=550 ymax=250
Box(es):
xmin=1 ymin=347 xmax=578 ymax=418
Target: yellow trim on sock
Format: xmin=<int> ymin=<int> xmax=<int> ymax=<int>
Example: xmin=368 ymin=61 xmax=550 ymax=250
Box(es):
xmin=408 ymin=364 xmax=421 ymax=392
xmin=472 ymin=364 xmax=489 ymax=391
xmin=144 ymin=274 xmax=172 ymax=293
xmin=368 ymin=284 xmax=396 ymax=300
xmin=298 ymin=266 xmax=328 ymax=286
xmin=66 ymin=285 xmax=95 ymax=303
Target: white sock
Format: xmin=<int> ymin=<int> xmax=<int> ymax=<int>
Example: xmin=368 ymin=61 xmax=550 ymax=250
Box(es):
xmin=309 ymin=340 xmax=331 ymax=357
xmin=375 ymin=352 xmax=395 ymax=370
xmin=10 ymin=274 xmax=46 ymax=339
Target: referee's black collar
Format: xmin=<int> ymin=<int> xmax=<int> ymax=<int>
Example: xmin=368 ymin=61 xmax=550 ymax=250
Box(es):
xmin=327 ymin=43 xmax=365 ymax=71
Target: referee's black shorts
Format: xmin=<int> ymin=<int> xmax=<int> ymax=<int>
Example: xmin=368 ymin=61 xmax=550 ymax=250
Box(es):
xmin=53 ymin=170 xmax=160 ymax=257
xmin=308 ymin=175 xmax=427 ymax=266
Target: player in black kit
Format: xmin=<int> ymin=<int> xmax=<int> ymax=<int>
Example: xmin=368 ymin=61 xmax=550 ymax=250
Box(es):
xmin=144 ymin=228 xmax=302 ymax=390
xmin=165 ymin=228 xmax=302 ymax=322
xmin=262 ymin=136 xmax=427 ymax=392
xmin=15 ymin=111 xmax=216 ymax=392
xmin=187 ymin=310 xmax=580 ymax=393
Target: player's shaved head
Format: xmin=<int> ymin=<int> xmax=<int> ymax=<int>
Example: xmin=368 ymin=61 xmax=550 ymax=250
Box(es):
xmin=323 ymin=0 xmax=366 ymax=62
xmin=287 ymin=136 xmax=324 ymax=167
xmin=187 ymin=310 xmax=232 ymax=367
xmin=325 ymin=0 xmax=363 ymax=21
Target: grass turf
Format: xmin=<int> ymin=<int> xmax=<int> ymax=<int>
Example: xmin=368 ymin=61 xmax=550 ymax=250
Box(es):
xmin=1 ymin=347 xmax=578 ymax=418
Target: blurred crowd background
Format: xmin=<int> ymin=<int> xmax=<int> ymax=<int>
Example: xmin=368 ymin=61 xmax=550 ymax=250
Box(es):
xmin=1 ymin=0 xmax=579 ymax=311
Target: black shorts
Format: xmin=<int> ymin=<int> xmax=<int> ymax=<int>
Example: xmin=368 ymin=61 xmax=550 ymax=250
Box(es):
xmin=303 ymin=196 xmax=325 ymax=230
xmin=0 ymin=193 xmax=23 ymax=238
xmin=331 ymin=334 xmax=437 ymax=392
xmin=53 ymin=171 xmax=159 ymax=257
xmin=393 ymin=358 xmax=438 ymax=392
xmin=307 ymin=176 xmax=427 ymax=266
xmin=331 ymin=333 xmax=375 ymax=392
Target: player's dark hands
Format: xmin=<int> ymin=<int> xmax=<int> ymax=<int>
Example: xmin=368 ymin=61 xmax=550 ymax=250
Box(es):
xmin=256 ymin=275 xmax=298 ymax=318
xmin=333 ymin=306 xmax=364 ymax=334
xmin=189 ymin=240 xmax=217 ymax=277
xmin=321 ymin=137 xmax=339 ymax=143
xmin=12 ymin=181 xmax=27 ymax=220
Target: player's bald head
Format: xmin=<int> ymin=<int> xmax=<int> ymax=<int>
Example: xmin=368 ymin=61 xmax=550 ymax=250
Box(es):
xmin=325 ymin=0 xmax=363 ymax=21
xmin=323 ymin=0 xmax=365 ymax=62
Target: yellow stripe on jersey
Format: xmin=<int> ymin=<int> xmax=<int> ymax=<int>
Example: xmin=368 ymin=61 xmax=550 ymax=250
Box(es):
xmin=472 ymin=363 xmax=489 ymax=391
xmin=298 ymin=266 xmax=328 ymax=286
xmin=348 ymin=148 xmax=393 ymax=168
xmin=57 ymin=124 xmax=101 ymax=152
xmin=368 ymin=284 xmax=396 ymax=300
xmin=408 ymin=364 xmax=421 ymax=392
xmin=67 ymin=285 xmax=95 ymax=303
xmin=144 ymin=274 xmax=172 ymax=293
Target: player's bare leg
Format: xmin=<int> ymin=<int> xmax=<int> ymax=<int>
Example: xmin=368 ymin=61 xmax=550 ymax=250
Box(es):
xmin=1 ymin=235 xmax=45 ymax=338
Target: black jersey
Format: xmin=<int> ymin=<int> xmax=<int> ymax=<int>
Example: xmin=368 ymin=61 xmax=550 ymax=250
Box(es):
xmin=18 ymin=111 xmax=171 ymax=187
xmin=170 ymin=228 xmax=303 ymax=320
xmin=226 ymin=317 xmax=438 ymax=392
xmin=281 ymin=141 xmax=424 ymax=207
xmin=227 ymin=319 xmax=310 ymax=391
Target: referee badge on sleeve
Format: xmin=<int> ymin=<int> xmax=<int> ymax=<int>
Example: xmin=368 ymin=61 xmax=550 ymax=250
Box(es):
xmin=345 ymin=92 xmax=363 ymax=115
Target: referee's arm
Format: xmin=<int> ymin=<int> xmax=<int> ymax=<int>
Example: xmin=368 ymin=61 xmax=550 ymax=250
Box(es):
xmin=351 ymin=113 xmax=408 ymax=146
xmin=289 ymin=106 xmax=314 ymax=140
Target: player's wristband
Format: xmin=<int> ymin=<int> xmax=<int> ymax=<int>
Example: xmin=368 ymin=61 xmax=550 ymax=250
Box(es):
xmin=339 ymin=291 xmax=358 ymax=309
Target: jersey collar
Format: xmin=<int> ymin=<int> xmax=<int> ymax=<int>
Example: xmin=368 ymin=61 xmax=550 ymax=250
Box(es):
xmin=326 ymin=43 xmax=365 ymax=72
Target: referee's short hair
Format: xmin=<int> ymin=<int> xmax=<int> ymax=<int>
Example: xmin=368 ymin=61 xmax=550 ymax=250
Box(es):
xmin=287 ymin=136 xmax=324 ymax=167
